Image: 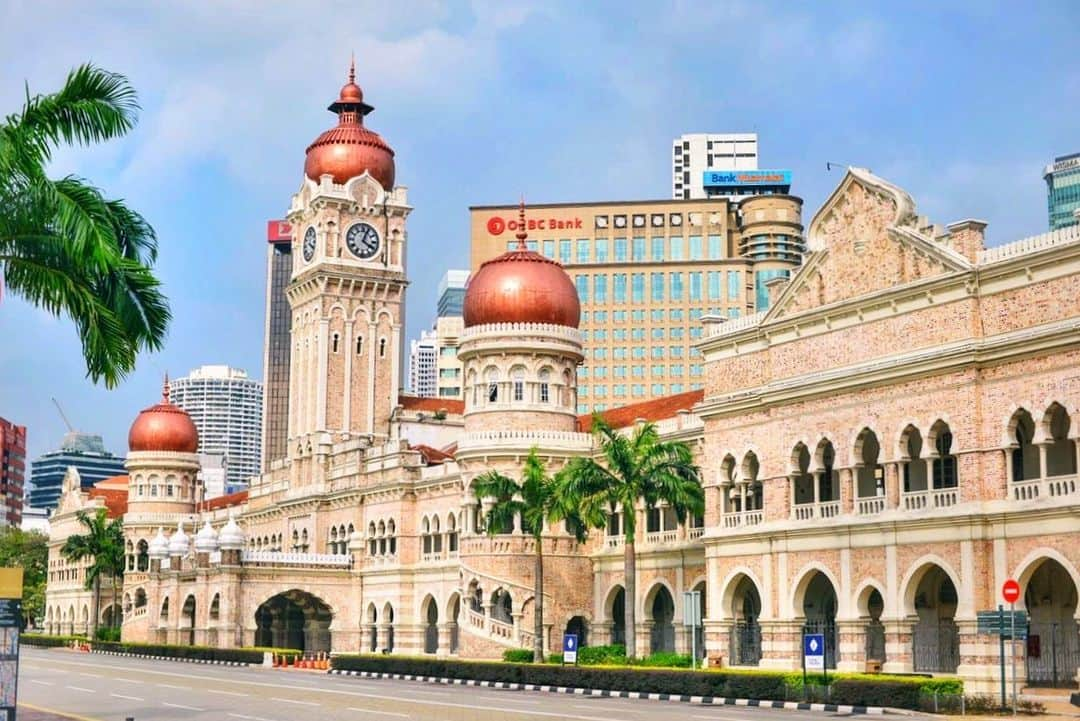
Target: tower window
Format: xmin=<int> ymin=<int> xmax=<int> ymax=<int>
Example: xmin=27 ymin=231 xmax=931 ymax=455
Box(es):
xmin=332 ymin=333 xmax=340 ymax=353
xmin=379 ymin=338 xmax=387 ymax=358
xmin=488 ymin=383 xmax=498 ymax=403
xmin=356 ymin=336 xmax=364 ymax=355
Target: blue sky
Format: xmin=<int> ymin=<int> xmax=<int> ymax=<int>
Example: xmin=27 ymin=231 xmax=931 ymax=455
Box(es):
xmin=1 ymin=0 xmax=1077 ymax=466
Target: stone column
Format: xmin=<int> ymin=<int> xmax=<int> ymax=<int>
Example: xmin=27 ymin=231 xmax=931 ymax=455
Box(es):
xmin=836 ymin=619 xmax=864 ymax=672
xmin=1037 ymin=442 xmax=1049 ymax=479
xmin=885 ymin=463 xmax=900 ymax=509
xmin=637 ymin=620 xmax=654 ymax=659
xmin=840 ymin=468 xmax=854 ymax=514
xmin=593 ymin=621 xmax=613 ymax=646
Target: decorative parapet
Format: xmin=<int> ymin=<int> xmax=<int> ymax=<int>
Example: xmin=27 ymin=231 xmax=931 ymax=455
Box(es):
xmin=704 ymin=310 xmax=766 ymax=338
xmin=240 ymin=550 xmax=351 ymax=568
xmin=419 ymin=461 xmax=460 ymax=481
xmin=460 ymin=322 xmax=583 ymax=345
xmin=978 ymin=225 xmax=1080 ymax=264
xmin=653 ymin=411 xmax=704 ymax=436
xmin=456 ymin=429 xmax=593 ymax=453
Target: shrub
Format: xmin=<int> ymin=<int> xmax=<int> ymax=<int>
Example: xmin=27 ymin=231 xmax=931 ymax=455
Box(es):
xmin=502 ymin=649 xmax=535 ymax=663
xmin=94 ymin=627 xmax=121 ymax=642
xmin=633 ymin=652 xmax=692 ymax=668
xmin=91 ymin=641 xmax=300 ymax=665
xmin=20 ymin=634 xmax=87 ymax=648
xmin=579 ymin=644 xmax=627 ymax=665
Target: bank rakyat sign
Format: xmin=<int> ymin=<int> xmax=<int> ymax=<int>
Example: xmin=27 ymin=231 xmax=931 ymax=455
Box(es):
xmin=703 ymin=169 xmax=792 ymax=187
xmin=486 ymin=215 xmax=584 ymax=236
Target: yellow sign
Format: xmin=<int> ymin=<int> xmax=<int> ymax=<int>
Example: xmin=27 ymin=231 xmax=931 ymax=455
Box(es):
xmin=0 ymin=568 xmax=23 ymax=599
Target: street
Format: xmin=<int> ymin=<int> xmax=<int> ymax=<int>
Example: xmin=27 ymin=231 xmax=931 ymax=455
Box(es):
xmin=17 ymin=647 xmax=873 ymax=721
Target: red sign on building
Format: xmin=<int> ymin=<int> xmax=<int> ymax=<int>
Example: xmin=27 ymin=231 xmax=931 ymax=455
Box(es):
xmin=267 ymin=220 xmax=293 ymax=243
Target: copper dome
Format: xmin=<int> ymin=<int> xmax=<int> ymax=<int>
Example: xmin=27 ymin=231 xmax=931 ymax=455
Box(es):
xmin=128 ymin=378 xmax=199 ymax=454
xmin=463 ymin=202 xmax=581 ymax=329
xmin=304 ymin=59 xmax=395 ymax=190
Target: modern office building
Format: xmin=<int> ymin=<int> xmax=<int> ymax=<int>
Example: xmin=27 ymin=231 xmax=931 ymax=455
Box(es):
xmin=169 ymin=365 xmax=263 ymax=488
xmin=1045 ymin=152 xmax=1080 ymax=230
xmin=409 ymin=330 xmax=438 ymax=397
xmin=0 ymin=417 xmax=27 ymax=528
xmin=470 ymin=195 xmax=804 ymax=412
xmin=673 ymin=133 xmax=758 ymax=199
xmin=27 ymin=432 xmax=126 ymax=513
xmin=434 ymin=315 xmax=465 ymax=399
xmin=437 ymin=269 xmax=469 ymax=318
xmin=261 ymin=219 xmax=293 ymax=471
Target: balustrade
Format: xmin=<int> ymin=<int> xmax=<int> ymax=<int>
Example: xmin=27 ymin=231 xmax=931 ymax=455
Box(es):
xmin=901 ymin=487 xmax=958 ymax=511
xmin=1013 ymin=474 xmax=1078 ymax=501
xmin=240 ymin=550 xmax=351 ymax=568
xmin=856 ymin=496 xmax=886 ymax=515
xmin=723 ymin=510 xmax=764 ymax=528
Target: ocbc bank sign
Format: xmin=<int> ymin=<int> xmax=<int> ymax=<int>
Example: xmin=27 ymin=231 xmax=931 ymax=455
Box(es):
xmin=486 ymin=215 xmax=584 ymax=236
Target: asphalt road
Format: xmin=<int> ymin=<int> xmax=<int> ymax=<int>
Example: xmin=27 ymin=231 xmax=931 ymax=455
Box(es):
xmin=17 ymin=647 xmax=869 ymax=721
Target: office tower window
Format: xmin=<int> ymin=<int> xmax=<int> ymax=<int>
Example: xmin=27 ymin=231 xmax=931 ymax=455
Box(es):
xmin=594 ymin=274 xmax=608 ymax=303
xmin=650 ymin=272 xmax=664 ymax=301
xmin=651 ymin=383 xmax=665 ymax=396
xmin=595 ymin=238 xmax=608 ymax=262
xmin=708 ymin=234 xmax=723 ymax=259
xmin=690 ymin=364 xmax=703 ymax=377
xmin=632 ymin=366 xmax=645 ymax=378
xmin=594 ymin=329 xmax=608 ymax=341
xmin=594 ymin=348 xmax=607 ymax=360
xmin=613 ymin=384 xmax=626 ymax=397
xmin=595 ymin=385 xmax=607 ymax=398
xmin=690 ymin=327 xmax=703 ymax=339
xmin=632 ymin=384 xmax=645 ymax=397
xmin=594 ymin=310 xmax=608 ymax=323
xmin=728 ymin=308 xmax=741 ymax=318
xmin=651 ymin=236 xmax=664 ymax=260
xmin=689 ymin=271 xmax=702 ymax=301
xmin=576 ymin=238 xmax=590 ymax=263
xmin=651 ymin=347 xmax=665 ymax=359
xmin=708 ymin=271 xmax=721 ymax=300
xmin=579 ymin=385 xmax=589 ymax=397
xmin=613 ymin=329 xmax=626 ymax=341
xmin=651 ymin=328 xmax=664 ymax=340
xmin=543 ymin=239 xmax=555 ymax=258
xmin=527 ymin=240 xmax=537 ymax=252
xmin=670 ymin=272 xmax=684 ymax=301
xmin=651 ymin=364 xmax=665 ymax=377
xmin=671 ymin=383 xmax=684 ymax=393
xmin=613 ymin=347 xmax=626 ymax=360
xmin=671 ymin=328 xmax=685 ymax=339
xmin=631 ymin=273 xmax=645 ymax=303
xmin=612 ymin=310 xmax=626 ymax=322
xmin=669 ymin=309 xmax=683 ymax=321
xmin=632 ymin=236 xmax=646 ymax=261
xmin=614 ymin=366 xmax=627 ymax=378
xmin=755 ymin=268 xmax=790 ymax=309
xmin=579 ymin=367 xmax=590 ymax=378
xmin=670 ymin=364 xmax=684 ymax=377
xmin=689 ymin=308 xmax=702 ymax=320
xmin=581 ymin=329 xmax=590 ymax=341
xmin=594 ymin=366 xmax=608 ymax=378
xmin=690 ymin=347 xmax=702 ymax=358
xmin=689 ymin=235 xmax=703 ymax=260
xmin=670 ymin=346 xmax=684 ymax=358
xmin=614 ymin=237 xmax=627 ymax=262
xmin=632 ymin=309 xmax=645 ymax=322
xmin=670 ymin=236 xmax=684 ymax=260
xmin=560 ymin=239 xmax=572 ymax=263
xmin=613 ymin=273 xmax=627 ymax=302
xmin=632 ymin=328 xmax=644 ymax=341
xmin=632 ymin=347 xmax=645 ymax=359
xmin=580 ymin=311 xmax=590 ymax=323
xmin=727 ymin=270 xmax=740 ymax=300
xmin=575 ymin=275 xmax=589 ymax=302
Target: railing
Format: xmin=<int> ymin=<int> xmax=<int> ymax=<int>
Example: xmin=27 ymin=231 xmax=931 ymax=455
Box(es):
xmin=705 ymin=310 xmax=766 ymax=337
xmin=902 ymin=487 xmax=959 ymax=511
xmin=723 ymin=510 xmax=764 ymax=528
xmin=1012 ymin=474 xmax=1079 ymax=501
xmin=605 ymin=535 xmax=624 ymax=549
xmin=792 ymin=501 xmax=840 ymax=521
xmin=687 ymin=526 xmax=705 ymax=540
xmin=421 ymin=551 xmax=445 ymax=563
xmin=856 ymin=496 xmax=886 ymax=515
xmin=978 ymin=224 xmax=1080 ymax=264
xmin=644 ymin=529 xmax=680 ymax=545
xmin=240 ymin=550 xmax=351 ymax=568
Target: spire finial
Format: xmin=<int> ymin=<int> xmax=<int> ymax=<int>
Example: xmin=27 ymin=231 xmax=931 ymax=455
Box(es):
xmin=349 ymin=52 xmax=355 ymax=84
xmin=162 ymin=373 xmax=170 ymax=403
xmin=515 ymin=195 xmax=528 ymax=250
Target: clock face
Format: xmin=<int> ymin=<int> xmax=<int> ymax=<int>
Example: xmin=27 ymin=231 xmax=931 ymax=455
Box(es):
xmin=345 ymin=222 xmax=380 ymax=260
xmin=302 ymin=226 xmax=316 ymax=262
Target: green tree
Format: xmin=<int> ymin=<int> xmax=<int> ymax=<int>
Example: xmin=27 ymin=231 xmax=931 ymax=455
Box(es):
xmin=0 ymin=527 xmax=48 ymax=629
xmin=60 ymin=508 xmax=125 ymax=638
xmin=0 ymin=64 xmax=169 ymax=387
xmin=559 ymin=417 xmax=703 ymax=659
xmin=472 ymin=448 xmax=587 ymax=662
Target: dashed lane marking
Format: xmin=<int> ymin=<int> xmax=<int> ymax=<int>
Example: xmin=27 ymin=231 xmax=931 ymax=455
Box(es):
xmin=65 ymin=685 xmax=95 ymax=693
xmin=347 ymin=709 xmax=409 ymax=718
xmin=111 ymin=693 xmax=145 ymax=701
xmin=163 ymin=701 xmax=206 ymax=711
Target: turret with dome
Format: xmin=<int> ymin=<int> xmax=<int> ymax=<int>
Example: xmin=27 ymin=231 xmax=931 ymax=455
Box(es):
xmin=124 ymin=377 xmax=201 ymax=515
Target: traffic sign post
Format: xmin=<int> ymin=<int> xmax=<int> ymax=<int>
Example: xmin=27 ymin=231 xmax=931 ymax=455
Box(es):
xmin=682 ymin=591 xmax=702 ymax=670
xmin=1001 ymin=579 xmax=1021 ymax=715
xmin=0 ymin=568 xmax=23 ymax=721
xmin=562 ymin=633 xmax=579 ymax=666
xmin=803 ymin=632 xmax=826 ymax=692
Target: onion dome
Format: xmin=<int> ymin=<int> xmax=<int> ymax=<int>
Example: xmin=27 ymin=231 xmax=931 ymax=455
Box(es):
xmin=304 ymin=57 xmax=395 ymax=189
xmin=217 ymin=510 xmax=245 ymax=551
xmin=463 ymin=200 xmax=580 ymax=329
xmin=168 ymin=520 xmax=190 ymax=556
xmin=128 ymin=376 xmax=199 ymax=453
xmin=148 ymin=526 xmax=169 ymax=559
xmin=194 ymin=519 xmax=219 ymax=553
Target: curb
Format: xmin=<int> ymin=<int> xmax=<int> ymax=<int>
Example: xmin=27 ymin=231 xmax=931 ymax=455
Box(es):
xmin=327 ymin=669 xmax=886 ymax=714
xmin=90 ymin=649 xmax=250 ymax=667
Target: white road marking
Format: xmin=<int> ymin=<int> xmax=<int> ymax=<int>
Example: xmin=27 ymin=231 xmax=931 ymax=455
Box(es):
xmin=65 ymin=685 xmax=95 ymax=693
xmin=156 ymin=682 xmax=190 ymax=689
xmin=111 ymin=693 xmax=145 ymax=701
xmin=347 ymin=709 xmax=409 ymax=718
xmin=228 ymin=714 xmax=279 ymax=721
xmin=163 ymin=701 xmax=206 ymax=711
xmin=29 ymin=680 xmax=54 ymax=686
xmin=78 ymin=672 xmax=103 ymax=678
xmin=206 ymin=688 xmax=250 ymax=697
xmin=271 ymin=696 xmax=319 ymax=706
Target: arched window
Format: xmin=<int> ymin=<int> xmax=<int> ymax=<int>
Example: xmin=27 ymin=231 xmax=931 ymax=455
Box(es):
xmin=432 ymin=516 xmax=442 ymax=553
xmin=447 ymin=513 xmax=459 ymax=553
xmin=368 ymin=522 xmax=377 ymax=556
xmin=301 ymin=528 xmax=309 ymax=552
xmin=422 ymin=517 xmax=432 ymax=555
xmin=486 ymin=368 xmax=500 ymax=403
xmin=388 ymin=519 xmax=397 ymax=555
xmin=379 ymin=338 xmax=387 ymax=358
xmin=901 ymin=425 xmax=927 ymax=492
xmin=136 ymin=540 xmax=149 ymax=572
xmin=356 ymin=335 xmax=364 ymax=355
xmin=511 ymin=367 xmax=525 ymax=402
xmin=539 ymin=369 xmax=551 ymax=403
xmin=377 ymin=521 xmax=387 ymax=556
xmin=292 ymin=529 xmax=300 ymax=551
xmin=930 ymin=421 xmax=957 ymax=489
xmin=855 ymin=428 xmax=885 ymax=500
xmin=332 ymin=333 xmax=340 ymax=353
xmin=1044 ymin=403 xmax=1077 ymax=476
xmin=1010 ymin=410 xmax=1038 ymax=481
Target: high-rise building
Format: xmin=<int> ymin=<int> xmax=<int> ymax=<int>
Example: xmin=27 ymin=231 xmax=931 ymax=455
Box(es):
xmin=673 ymin=133 xmax=758 ymax=199
xmin=434 ymin=315 xmax=464 ymax=399
xmin=0 ymin=417 xmax=26 ymax=527
xmin=471 ymin=195 xmax=804 ymax=412
xmin=169 ymin=365 xmax=263 ymax=488
xmin=437 ymin=269 xmax=469 ymax=317
xmin=409 ymin=330 xmax=438 ymax=397
xmin=27 ymin=432 xmax=125 ymax=513
xmin=1044 ymin=152 xmax=1080 ymax=230
xmin=261 ymin=219 xmax=293 ymax=470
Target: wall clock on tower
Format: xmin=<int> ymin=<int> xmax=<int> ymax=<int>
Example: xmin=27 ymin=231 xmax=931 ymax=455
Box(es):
xmin=302 ymin=226 xmax=317 ymax=262
xmin=344 ymin=222 xmax=381 ymax=260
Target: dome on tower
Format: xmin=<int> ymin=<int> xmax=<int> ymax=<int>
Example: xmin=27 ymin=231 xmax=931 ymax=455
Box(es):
xmin=304 ymin=57 xmax=395 ymax=189
xmin=168 ymin=521 xmax=190 ymax=556
xmin=128 ymin=377 xmax=199 ymax=454
xmin=463 ymin=201 xmax=580 ymax=329
xmin=148 ymin=526 xmax=169 ymax=559
xmin=217 ymin=510 xmax=246 ymax=551
xmin=194 ymin=519 xmax=219 ymax=554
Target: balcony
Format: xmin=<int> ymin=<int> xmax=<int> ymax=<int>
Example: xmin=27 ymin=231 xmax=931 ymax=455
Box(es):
xmin=605 ymin=535 xmax=624 ymax=549
xmin=1012 ymin=474 xmax=1078 ymax=501
xmin=792 ymin=500 xmax=840 ymax=521
xmin=687 ymin=526 xmax=705 ymax=540
xmin=240 ymin=551 xmax=351 ymax=568
xmin=856 ymin=496 xmax=886 ymax=516
xmin=722 ymin=510 xmax=764 ymax=529
xmin=644 ymin=529 xmax=680 ymax=545
xmin=901 ymin=487 xmax=958 ymax=511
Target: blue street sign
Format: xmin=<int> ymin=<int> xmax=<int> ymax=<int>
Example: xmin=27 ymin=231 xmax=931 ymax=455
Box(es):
xmin=804 ymin=633 xmax=825 ymax=671
xmin=563 ymin=633 xmax=579 ymax=664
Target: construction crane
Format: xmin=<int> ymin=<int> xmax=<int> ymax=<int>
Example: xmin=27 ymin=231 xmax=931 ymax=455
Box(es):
xmin=52 ymin=397 xmax=76 ymax=433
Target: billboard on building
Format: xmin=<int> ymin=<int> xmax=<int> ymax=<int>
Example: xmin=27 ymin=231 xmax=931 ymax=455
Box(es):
xmin=266 ymin=220 xmax=292 ymax=243
xmin=703 ymin=169 xmax=792 ymax=187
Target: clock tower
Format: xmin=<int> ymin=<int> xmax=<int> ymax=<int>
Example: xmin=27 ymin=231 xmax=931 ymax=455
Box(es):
xmin=284 ymin=60 xmax=410 ymax=475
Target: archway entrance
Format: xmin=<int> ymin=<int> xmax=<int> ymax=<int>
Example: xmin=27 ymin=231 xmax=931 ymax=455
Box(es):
xmin=254 ymin=590 xmax=332 ymax=653
xmin=649 ymin=586 xmax=675 ymax=654
xmin=423 ymin=597 xmax=439 ymax=654
xmin=447 ymin=594 xmax=461 ymax=654
xmin=180 ymin=595 xmax=196 ymax=646
xmin=609 ymin=587 xmax=626 ymax=646
xmin=565 ymin=616 xmax=588 ymax=647
xmin=690 ymin=581 xmax=706 ymax=661
xmin=730 ymin=576 xmax=762 ymax=666
xmin=1025 ymin=559 xmax=1079 ymax=687
xmin=911 ymin=566 xmax=959 ymax=673
xmin=802 ymin=572 xmax=837 ymax=669
xmin=864 ymin=588 xmax=886 ymax=663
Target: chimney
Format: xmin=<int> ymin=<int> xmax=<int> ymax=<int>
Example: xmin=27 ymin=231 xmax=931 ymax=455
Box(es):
xmin=944 ymin=219 xmax=988 ymax=264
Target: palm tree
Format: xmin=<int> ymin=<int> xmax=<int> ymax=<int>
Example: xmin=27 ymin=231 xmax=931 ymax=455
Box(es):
xmin=560 ymin=416 xmax=703 ymax=659
xmin=472 ymin=448 xmax=587 ymax=662
xmin=1 ymin=64 xmax=169 ymax=387
xmin=61 ymin=508 xmax=125 ymax=639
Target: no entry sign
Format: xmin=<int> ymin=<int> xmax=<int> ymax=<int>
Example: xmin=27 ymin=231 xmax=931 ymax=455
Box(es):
xmin=1002 ymin=579 xmax=1020 ymax=604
